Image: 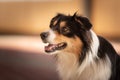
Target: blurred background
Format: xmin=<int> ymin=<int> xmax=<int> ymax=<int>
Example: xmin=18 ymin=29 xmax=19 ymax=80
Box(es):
xmin=0 ymin=0 xmax=120 ymax=80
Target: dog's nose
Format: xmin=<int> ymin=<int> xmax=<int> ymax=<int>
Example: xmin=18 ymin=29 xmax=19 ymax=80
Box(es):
xmin=40 ymin=32 xmax=49 ymax=40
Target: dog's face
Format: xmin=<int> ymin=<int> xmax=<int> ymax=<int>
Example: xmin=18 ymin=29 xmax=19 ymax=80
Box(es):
xmin=40 ymin=13 xmax=92 ymax=54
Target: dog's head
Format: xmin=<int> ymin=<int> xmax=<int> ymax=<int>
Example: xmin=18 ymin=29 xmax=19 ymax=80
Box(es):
xmin=40 ymin=13 xmax=92 ymax=54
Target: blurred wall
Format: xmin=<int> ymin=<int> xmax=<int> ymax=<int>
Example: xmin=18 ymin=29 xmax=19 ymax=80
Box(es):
xmin=92 ymin=0 xmax=120 ymax=38
xmin=0 ymin=0 xmax=84 ymax=35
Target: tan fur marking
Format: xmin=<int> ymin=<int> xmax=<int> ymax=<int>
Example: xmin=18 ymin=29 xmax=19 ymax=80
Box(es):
xmin=53 ymin=20 xmax=58 ymax=26
xmin=53 ymin=33 xmax=83 ymax=55
xmin=60 ymin=21 xmax=66 ymax=28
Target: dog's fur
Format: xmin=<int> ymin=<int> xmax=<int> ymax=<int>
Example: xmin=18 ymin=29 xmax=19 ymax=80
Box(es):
xmin=40 ymin=13 xmax=120 ymax=80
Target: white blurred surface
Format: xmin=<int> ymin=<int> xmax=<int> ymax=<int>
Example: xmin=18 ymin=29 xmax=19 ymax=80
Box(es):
xmin=0 ymin=35 xmax=46 ymax=53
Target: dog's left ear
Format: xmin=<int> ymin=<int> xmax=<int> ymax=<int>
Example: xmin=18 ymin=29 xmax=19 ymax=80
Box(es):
xmin=72 ymin=13 xmax=92 ymax=30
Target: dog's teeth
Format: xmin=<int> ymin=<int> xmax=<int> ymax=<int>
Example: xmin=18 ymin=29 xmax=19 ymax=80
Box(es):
xmin=44 ymin=42 xmax=67 ymax=53
xmin=53 ymin=47 xmax=56 ymax=50
xmin=59 ymin=43 xmax=63 ymax=47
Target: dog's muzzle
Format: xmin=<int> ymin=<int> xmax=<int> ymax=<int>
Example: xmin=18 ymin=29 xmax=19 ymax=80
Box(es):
xmin=40 ymin=31 xmax=67 ymax=53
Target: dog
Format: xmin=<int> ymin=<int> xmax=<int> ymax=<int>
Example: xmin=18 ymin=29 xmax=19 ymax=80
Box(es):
xmin=40 ymin=13 xmax=120 ymax=80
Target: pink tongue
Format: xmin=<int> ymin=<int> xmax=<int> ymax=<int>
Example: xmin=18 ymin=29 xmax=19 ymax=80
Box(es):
xmin=45 ymin=44 xmax=57 ymax=52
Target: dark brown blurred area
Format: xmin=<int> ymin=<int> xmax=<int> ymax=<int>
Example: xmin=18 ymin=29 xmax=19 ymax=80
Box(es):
xmin=0 ymin=49 xmax=59 ymax=80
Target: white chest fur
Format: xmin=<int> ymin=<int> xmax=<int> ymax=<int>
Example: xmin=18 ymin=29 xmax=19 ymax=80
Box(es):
xmin=56 ymin=53 xmax=79 ymax=80
xmin=56 ymin=53 xmax=111 ymax=80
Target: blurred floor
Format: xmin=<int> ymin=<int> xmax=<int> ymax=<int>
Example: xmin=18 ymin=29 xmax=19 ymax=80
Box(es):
xmin=0 ymin=49 xmax=59 ymax=80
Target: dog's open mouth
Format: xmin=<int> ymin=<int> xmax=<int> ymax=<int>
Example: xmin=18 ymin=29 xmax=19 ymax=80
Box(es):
xmin=45 ymin=42 xmax=67 ymax=53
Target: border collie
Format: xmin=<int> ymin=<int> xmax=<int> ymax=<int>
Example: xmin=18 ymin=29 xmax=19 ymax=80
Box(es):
xmin=40 ymin=13 xmax=120 ymax=80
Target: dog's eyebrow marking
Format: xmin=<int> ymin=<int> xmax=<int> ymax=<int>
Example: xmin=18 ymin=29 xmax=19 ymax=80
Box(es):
xmin=60 ymin=21 xmax=66 ymax=27
xmin=53 ymin=20 xmax=58 ymax=26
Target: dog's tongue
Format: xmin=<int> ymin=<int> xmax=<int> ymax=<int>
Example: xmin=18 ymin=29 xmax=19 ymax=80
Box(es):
xmin=45 ymin=44 xmax=57 ymax=52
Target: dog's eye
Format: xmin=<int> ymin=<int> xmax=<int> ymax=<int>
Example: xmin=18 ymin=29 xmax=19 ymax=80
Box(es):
xmin=61 ymin=27 xmax=70 ymax=34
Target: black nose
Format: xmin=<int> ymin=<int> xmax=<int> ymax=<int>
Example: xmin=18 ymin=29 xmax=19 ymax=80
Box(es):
xmin=40 ymin=32 xmax=49 ymax=40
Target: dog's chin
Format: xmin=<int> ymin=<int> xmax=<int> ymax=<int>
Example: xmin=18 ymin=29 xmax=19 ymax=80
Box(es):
xmin=44 ymin=42 xmax=67 ymax=54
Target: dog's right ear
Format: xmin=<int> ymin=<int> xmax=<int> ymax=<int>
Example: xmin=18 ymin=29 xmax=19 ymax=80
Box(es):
xmin=72 ymin=13 xmax=92 ymax=30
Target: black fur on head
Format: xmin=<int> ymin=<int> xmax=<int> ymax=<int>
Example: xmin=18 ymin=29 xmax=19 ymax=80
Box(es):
xmin=72 ymin=12 xmax=92 ymax=30
xmin=50 ymin=13 xmax=92 ymax=31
